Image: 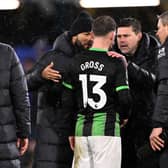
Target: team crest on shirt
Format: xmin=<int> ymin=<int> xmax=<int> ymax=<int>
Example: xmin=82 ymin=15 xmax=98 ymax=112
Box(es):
xmin=157 ymin=47 xmax=166 ymax=60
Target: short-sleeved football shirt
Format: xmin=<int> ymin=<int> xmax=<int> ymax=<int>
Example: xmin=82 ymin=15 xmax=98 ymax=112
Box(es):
xmin=63 ymin=48 xmax=129 ymax=136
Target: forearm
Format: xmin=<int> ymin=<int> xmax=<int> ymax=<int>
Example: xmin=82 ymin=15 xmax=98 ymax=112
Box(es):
xmin=118 ymin=90 xmax=132 ymax=119
xmin=26 ymin=69 xmax=45 ymax=91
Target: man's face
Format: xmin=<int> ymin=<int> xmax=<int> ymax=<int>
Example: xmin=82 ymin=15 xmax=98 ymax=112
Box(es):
xmin=75 ymin=32 xmax=93 ymax=49
xmin=117 ymin=26 xmax=142 ymax=56
xmin=156 ymin=19 xmax=168 ymax=45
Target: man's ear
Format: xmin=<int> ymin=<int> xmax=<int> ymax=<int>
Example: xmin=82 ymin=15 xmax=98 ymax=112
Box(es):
xmin=165 ymin=24 xmax=168 ymax=36
xmin=71 ymin=35 xmax=77 ymax=45
xmin=110 ymin=31 xmax=116 ymax=41
xmin=91 ymin=31 xmax=95 ymax=39
xmin=137 ymin=32 xmax=142 ymax=41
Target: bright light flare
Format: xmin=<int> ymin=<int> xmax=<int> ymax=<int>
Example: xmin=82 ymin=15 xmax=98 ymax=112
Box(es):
xmin=80 ymin=0 xmax=160 ymax=8
xmin=0 ymin=0 xmax=20 ymax=10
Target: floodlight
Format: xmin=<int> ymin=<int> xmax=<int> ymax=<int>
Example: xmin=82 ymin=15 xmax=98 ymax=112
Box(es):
xmin=0 ymin=0 xmax=20 ymax=10
xmin=80 ymin=0 xmax=160 ymax=8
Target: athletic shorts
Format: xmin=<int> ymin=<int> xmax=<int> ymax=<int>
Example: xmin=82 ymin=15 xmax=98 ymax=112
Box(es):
xmin=72 ymin=136 xmax=121 ymax=168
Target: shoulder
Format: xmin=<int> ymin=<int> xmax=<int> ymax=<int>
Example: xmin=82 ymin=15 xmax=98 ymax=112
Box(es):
xmin=106 ymin=54 xmax=123 ymax=64
xmin=143 ymin=33 xmax=160 ymax=49
xmin=53 ymin=31 xmax=74 ymax=57
xmin=164 ymin=39 xmax=168 ymax=52
xmin=139 ymin=33 xmax=160 ymax=60
xmin=37 ymin=49 xmax=60 ymax=62
xmin=0 ymin=42 xmax=15 ymax=53
xmin=0 ymin=42 xmax=19 ymax=63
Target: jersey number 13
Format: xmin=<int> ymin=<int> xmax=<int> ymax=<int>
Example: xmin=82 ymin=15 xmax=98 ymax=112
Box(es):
xmin=79 ymin=74 xmax=107 ymax=110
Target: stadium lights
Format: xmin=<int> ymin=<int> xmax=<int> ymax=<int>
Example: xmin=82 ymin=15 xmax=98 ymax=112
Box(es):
xmin=0 ymin=0 xmax=20 ymax=10
xmin=80 ymin=0 xmax=160 ymax=8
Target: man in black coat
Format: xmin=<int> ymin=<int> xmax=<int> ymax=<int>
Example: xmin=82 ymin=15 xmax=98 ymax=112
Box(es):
xmin=150 ymin=10 xmax=168 ymax=168
xmin=26 ymin=11 xmax=93 ymax=168
xmin=113 ymin=17 xmax=160 ymax=168
xmin=0 ymin=43 xmax=31 ymax=168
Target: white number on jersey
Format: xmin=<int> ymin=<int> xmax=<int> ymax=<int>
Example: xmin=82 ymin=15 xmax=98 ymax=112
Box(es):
xmin=79 ymin=74 xmax=107 ymax=110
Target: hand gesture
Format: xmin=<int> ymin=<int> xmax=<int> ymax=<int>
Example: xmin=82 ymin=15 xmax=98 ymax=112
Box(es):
xmin=41 ymin=62 xmax=61 ymax=82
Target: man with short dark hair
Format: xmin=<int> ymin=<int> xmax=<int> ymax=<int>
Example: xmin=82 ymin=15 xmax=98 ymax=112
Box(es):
xmin=65 ymin=15 xmax=131 ymax=168
xmin=114 ymin=17 xmax=160 ymax=168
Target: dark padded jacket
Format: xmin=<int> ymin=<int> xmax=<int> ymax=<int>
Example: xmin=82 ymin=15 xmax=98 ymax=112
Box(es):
xmin=27 ymin=31 xmax=75 ymax=135
xmin=0 ymin=43 xmax=30 ymax=168
xmin=26 ymin=32 xmax=75 ymax=168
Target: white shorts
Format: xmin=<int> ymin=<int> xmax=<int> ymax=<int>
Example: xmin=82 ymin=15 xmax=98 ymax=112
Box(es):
xmin=72 ymin=136 xmax=121 ymax=168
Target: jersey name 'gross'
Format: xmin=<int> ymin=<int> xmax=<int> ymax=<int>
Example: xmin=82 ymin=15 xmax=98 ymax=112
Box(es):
xmin=80 ymin=61 xmax=104 ymax=72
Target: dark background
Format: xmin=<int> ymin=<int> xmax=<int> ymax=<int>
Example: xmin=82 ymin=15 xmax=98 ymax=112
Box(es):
xmin=0 ymin=0 xmax=167 ymax=47
xmin=1 ymin=1 xmax=166 ymax=167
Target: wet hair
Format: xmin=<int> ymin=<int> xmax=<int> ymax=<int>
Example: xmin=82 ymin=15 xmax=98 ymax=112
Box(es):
xmin=92 ymin=15 xmax=116 ymax=36
xmin=157 ymin=11 xmax=168 ymax=26
xmin=118 ymin=17 xmax=142 ymax=34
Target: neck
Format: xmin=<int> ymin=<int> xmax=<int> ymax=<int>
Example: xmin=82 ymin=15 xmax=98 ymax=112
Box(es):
xmin=92 ymin=37 xmax=111 ymax=50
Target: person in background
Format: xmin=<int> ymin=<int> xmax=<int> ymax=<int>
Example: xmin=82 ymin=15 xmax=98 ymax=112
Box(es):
xmin=26 ymin=11 xmax=93 ymax=168
xmin=0 ymin=43 xmax=30 ymax=167
xmin=150 ymin=10 xmax=168 ymax=168
xmin=65 ymin=15 xmax=131 ymax=168
xmin=113 ymin=17 xmax=160 ymax=168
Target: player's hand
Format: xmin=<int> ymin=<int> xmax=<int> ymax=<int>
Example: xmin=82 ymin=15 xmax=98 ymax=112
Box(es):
xmin=69 ymin=136 xmax=75 ymax=151
xmin=41 ymin=62 xmax=62 ymax=83
xmin=17 ymin=138 xmax=29 ymax=156
xmin=107 ymin=51 xmax=128 ymax=68
xmin=150 ymin=128 xmax=164 ymax=151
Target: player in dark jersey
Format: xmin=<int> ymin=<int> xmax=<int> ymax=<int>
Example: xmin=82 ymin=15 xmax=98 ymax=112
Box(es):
xmin=63 ymin=16 xmax=131 ymax=168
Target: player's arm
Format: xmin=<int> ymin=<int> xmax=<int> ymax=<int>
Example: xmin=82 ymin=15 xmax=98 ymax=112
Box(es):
xmin=115 ymin=59 xmax=132 ymax=120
